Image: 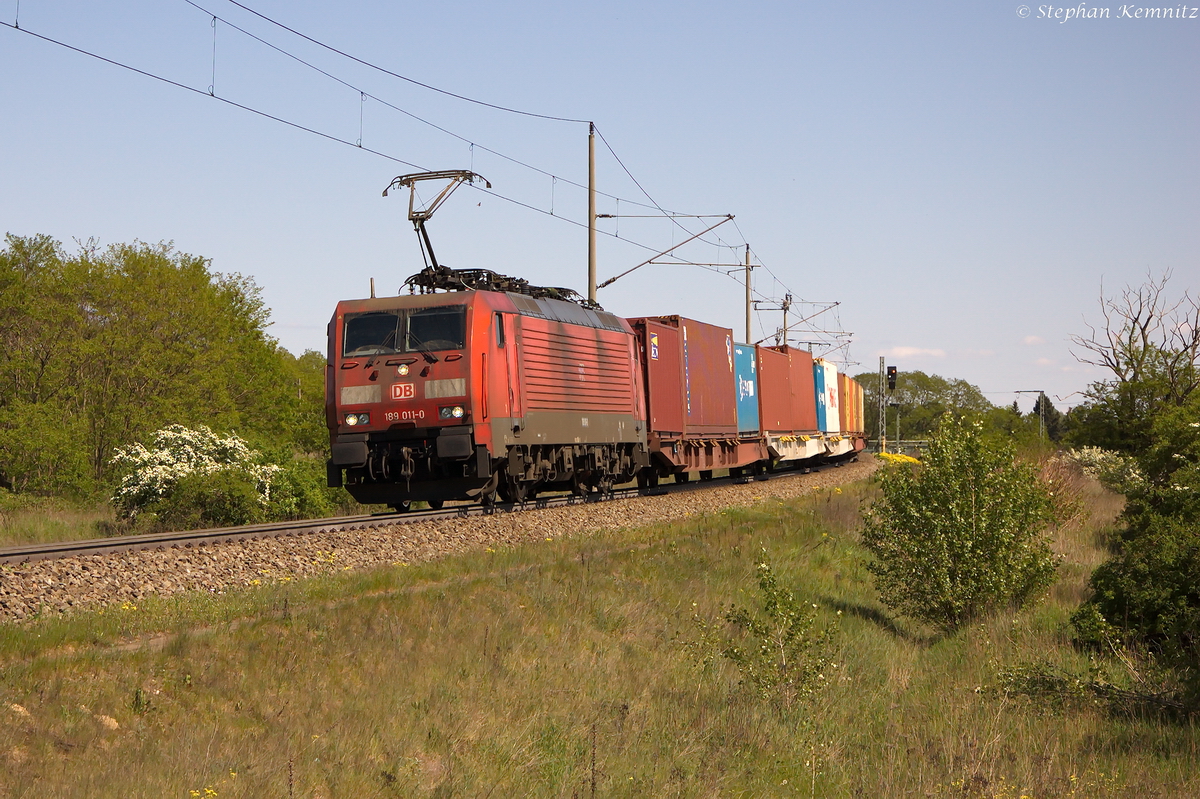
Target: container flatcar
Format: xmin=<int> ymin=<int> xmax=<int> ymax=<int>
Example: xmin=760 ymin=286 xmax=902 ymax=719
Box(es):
xmin=756 ymin=345 xmax=825 ymax=463
xmin=627 ymin=316 xmax=768 ymax=481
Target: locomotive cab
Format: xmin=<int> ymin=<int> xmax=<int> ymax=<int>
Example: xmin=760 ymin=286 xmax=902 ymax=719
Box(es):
xmin=327 ymin=292 xmax=496 ymax=507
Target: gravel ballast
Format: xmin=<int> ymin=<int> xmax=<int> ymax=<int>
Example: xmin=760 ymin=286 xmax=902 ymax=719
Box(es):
xmin=0 ymin=459 xmax=876 ymax=624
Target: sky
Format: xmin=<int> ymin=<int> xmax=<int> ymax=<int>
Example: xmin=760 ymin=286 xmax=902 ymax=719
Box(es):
xmin=1 ymin=0 xmax=1196 ymax=413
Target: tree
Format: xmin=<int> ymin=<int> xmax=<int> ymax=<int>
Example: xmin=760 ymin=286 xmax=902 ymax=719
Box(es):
xmin=853 ymin=369 xmax=994 ymax=440
xmin=1074 ymin=393 xmax=1200 ymax=683
xmin=1068 ymin=273 xmax=1200 ymax=711
xmin=0 ymin=235 xmax=93 ymax=493
xmin=1031 ymin=394 xmax=1066 ymax=442
xmin=1069 ymin=272 xmax=1200 ymax=453
xmin=0 ymin=234 xmax=324 ymax=497
xmin=861 ymin=415 xmax=1059 ymax=632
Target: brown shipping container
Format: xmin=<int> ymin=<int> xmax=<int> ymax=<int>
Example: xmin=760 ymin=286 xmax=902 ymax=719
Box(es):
xmin=850 ymin=379 xmax=865 ymax=433
xmin=837 ymin=373 xmax=851 ymax=433
xmin=678 ymin=317 xmax=737 ymax=435
xmin=786 ymin=347 xmax=819 ymax=432
xmin=636 ymin=318 xmax=685 ymax=434
xmin=836 ymin=376 xmax=864 ymax=434
xmin=757 ymin=346 xmax=793 ymax=433
xmin=630 ymin=316 xmax=737 ymax=437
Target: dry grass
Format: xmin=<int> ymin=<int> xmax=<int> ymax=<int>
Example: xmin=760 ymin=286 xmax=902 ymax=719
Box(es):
xmin=0 ymin=503 xmax=113 ymax=548
xmin=0 ymin=476 xmax=1196 ymax=797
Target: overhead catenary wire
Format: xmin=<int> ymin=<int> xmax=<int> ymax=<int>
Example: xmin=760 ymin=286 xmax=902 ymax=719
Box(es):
xmin=222 ymin=0 xmax=593 ymax=124
xmin=0 ymin=18 xmax=670 ymax=258
xmin=593 ymin=125 xmax=744 ymax=252
xmin=179 ymin=0 xmax=670 ymax=214
xmin=186 ymin=1 xmax=784 ymax=289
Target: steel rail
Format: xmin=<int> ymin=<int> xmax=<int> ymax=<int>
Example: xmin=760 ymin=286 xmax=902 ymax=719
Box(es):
xmin=0 ymin=462 xmax=843 ymax=566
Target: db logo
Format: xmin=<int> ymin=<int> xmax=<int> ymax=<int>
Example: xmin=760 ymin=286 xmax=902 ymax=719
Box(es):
xmin=391 ymin=382 xmax=415 ymax=400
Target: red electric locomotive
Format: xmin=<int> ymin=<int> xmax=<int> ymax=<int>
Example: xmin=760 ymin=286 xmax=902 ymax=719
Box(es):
xmin=326 ymin=263 xmax=649 ymax=510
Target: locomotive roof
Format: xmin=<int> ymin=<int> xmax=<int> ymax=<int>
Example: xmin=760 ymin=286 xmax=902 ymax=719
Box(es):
xmin=502 ymin=292 xmax=628 ymax=333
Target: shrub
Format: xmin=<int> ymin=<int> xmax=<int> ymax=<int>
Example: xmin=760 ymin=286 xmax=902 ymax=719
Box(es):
xmin=151 ymin=468 xmax=266 ymax=529
xmin=1071 ymin=393 xmax=1200 ymax=709
xmin=688 ymin=554 xmax=837 ymax=711
xmin=861 ymin=415 xmax=1060 ymax=632
xmin=877 ymin=452 xmax=920 ymax=466
xmin=1062 ymin=446 xmax=1145 ymax=495
xmin=109 ymin=424 xmax=278 ymax=520
xmin=267 ymin=457 xmax=342 ymax=520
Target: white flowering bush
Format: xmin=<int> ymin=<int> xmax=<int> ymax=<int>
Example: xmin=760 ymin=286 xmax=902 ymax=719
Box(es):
xmin=110 ymin=425 xmax=279 ymax=519
xmin=1063 ymin=446 xmax=1145 ymax=494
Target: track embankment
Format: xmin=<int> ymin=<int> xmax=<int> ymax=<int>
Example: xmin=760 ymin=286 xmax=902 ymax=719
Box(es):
xmin=0 ymin=458 xmax=876 ymax=623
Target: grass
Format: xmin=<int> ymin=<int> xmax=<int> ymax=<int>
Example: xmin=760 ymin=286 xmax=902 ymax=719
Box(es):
xmin=0 ymin=497 xmax=392 ymax=548
xmin=0 ymin=471 xmax=1196 ymax=797
xmin=0 ymin=502 xmax=115 ymax=548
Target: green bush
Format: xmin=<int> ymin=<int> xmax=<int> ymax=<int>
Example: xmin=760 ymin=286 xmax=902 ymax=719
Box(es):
xmin=150 ymin=469 xmax=266 ymax=530
xmin=267 ymin=457 xmax=342 ymax=520
xmin=688 ymin=555 xmax=837 ymax=712
xmin=861 ymin=415 xmax=1060 ymax=632
xmin=1071 ymin=396 xmax=1200 ymax=708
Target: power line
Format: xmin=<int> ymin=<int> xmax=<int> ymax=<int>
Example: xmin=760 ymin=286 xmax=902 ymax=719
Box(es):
xmin=0 ymin=20 xmax=414 ymax=170
xmin=594 ymin=125 xmax=744 ymax=252
xmin=205 ymin=0 xmax=777 ymax=258
xmin=0 ymin=19 xmax=669 ymax=256
xmin=182 ymin=0 xmax=675 ymax=215
xmin=222 ymin=0 xmax=593 ymax=124
xmin=210 ymin=0 xmax=756 ymax=240
xmin=3 ymin=14 xmax=791 ymax=297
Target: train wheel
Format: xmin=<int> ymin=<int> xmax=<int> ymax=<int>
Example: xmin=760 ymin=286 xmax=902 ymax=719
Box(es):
xmin=389 ymin=501 xmax=411 ymax=513
xmin=501 ymin=478 xmax=529 ymax=504
xmin=699 ymin=470 xmax=713 ymax=481
xmin=675 ymin=472 xmax=690 ymax=484
xmin=636 ymin=470 xmax=660 ymax=490
xmin=427 ymin=499 xmax=445 ymax=510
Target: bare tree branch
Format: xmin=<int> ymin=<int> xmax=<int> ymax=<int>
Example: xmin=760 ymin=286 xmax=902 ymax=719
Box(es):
xmin=1071 ymin=271 xmax=1200 ymax=406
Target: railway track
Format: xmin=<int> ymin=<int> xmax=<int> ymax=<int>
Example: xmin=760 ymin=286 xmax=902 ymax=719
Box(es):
xmin=0 ymin=460 xmax=865 ymax=623
xmin=0 ymin=465 xmax=840 ymax=566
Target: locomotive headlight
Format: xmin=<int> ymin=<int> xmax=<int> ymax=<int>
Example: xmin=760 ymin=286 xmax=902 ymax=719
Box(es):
xmin=345 ymin=412 xmax=369 ymax=426
xmin=397 ymin=364 xmax=409 ymax=376
xmin=438 ymin=405 xmax=466 ymax=421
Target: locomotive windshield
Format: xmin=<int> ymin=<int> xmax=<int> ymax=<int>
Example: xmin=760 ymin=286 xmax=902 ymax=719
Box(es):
xmin=342 ymin=306 xmax=467 ymax=358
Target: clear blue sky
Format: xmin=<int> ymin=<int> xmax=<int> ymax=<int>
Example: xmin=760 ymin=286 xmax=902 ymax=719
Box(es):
xmin=2 ymin=1 xmax=1196 ymax=411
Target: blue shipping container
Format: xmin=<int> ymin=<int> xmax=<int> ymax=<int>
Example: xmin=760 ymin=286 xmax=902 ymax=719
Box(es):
xmin=813 ymin=359 xmax=827 ymax=430
xmin=813 ymin=358 xmax=840 ymax=433
xmin=733 ymin=345 xmax=759 ymax=433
